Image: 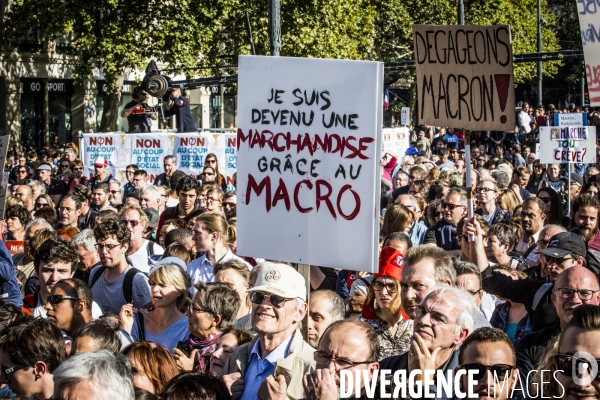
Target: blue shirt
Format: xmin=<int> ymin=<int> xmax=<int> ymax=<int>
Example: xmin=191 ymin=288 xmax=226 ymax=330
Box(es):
xmin=442 ymin=133 xmax=458 ymax=148
xmin=240 ymin=334 xmax=294 ymax=400
xmin=408 ymin=221 xmax=427 ymax=246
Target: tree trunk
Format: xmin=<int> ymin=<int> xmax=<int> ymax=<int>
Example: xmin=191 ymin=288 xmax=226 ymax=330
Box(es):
xmin=99 ymin=73 xmax=124 ymax=132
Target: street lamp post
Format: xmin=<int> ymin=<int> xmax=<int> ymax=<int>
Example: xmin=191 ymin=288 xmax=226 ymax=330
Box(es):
xmin=458 ymin=0 xmax=464 ymax=25
xmin=537 ymin=0 xmax=543 ymax=105
xmin=268 ymin=0 xmax=281 ymax=56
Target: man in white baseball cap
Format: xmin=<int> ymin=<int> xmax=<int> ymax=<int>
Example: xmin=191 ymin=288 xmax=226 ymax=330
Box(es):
xmin=87 ymin=156 xmax=113 ymax=191
xmin=221 ymin=262 xmax=315 ymax=400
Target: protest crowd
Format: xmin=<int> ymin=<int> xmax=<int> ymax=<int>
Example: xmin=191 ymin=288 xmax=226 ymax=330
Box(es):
xmin=0 ymin=100 xmax=600 ymax=400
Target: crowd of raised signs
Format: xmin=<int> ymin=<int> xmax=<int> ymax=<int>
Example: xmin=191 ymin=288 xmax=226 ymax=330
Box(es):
xmin=1 ymin=101 xmax=600 ymax=400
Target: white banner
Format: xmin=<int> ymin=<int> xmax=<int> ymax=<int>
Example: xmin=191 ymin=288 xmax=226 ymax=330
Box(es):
xmin=382 ymin=127 xmax=411 ymax=157
xmin=236 ymin=55 xmax=383 ymax=272
xmin=539 ymin=126 xmax=597 ymax=164
xmin=80 ymin=132 xmax=236 ymax=186
xmin=401 ymin=107 xmax=410 ymax=126
xmin=578 ymin=3 xmax=600 ymax=106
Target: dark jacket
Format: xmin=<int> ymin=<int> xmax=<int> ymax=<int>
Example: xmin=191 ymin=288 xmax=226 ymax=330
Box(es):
xmin=474 ymin=206 xmax=511 ymax=225
xmin=163 ymin=95 xmax=198 ymax=133
xmin=481 ymin=266 xmax=557 ymax=331
xmin=423 ymin=219 xmax=459 ymax=251
xmin=379 ymin=349 xmax=461 ymax=400
xmin=0 ymin=241 xmax=24 ymax=307
xmin=516 ymin=321 xmax=561 ymax=379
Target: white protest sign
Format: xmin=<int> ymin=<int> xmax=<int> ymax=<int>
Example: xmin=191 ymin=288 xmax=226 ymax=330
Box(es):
xmin=413 ymin=25 xmax=516 ymax=131
xmin=382 ymin=127 xmax=411 ymax=157
xmin=554 ymin=112 xmax=586 ymax=127
xmin=401 ymin=107 xmax=410 ymax=126
xmin=539 ymin=126 xmax=597 ymax=164
xmin=578 ymin=2 xmax=600 ymax=106
xmin=80 ymin=132 xmax=234 ymax=185
xmin=236 ymin=55 xmax=382 ymax=272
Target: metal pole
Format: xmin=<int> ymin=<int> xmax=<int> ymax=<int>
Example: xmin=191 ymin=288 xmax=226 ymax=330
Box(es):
xmin=537 ymin=0 xmax=543 ymax=106
xmin=582 ymin=61 xmax=586 ymax=107
xmin=245 ymin=11 xmax=256 ymax=55
xmin=568 ymin=166 xmax=571 ymax=215
xmin=458 ymin=0 xmax=464 ymax=25
xmin=268 ymin=0 xmax=281 ymax=56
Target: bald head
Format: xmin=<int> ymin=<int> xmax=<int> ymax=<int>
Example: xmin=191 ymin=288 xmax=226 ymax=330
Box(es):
xmin=555 ymin=266 xmax=599 ymax=289
xmin=553 ymin=266 xmax=600 ymax=329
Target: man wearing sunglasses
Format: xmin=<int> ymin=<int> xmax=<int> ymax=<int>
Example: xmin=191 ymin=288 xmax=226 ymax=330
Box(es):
xmin=457 ymin=327 xmax=518 ymax=400
xmin=119 ymin=203 xmax=164 ymax=274
xmin=86 ymin=156 xmax=113 ymax=191
xmin=0 ymin=318 xmax=64 ymax=400
xmin=221 ymin=263 xmax=314 ymax=400
xmin=44 ymin=278 xmax=93 ymax=336
xmin=423 ymin=188 xmax=467 ymax=256
xmin=23 ymin=239 xmax=77 ymax=318
xmin=552 ymin=305 xmax=600 ymax=400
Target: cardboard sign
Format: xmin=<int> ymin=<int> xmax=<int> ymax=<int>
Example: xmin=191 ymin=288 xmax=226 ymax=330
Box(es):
xmin=80 ymin=132 xmax=233 ymax=185
xmin=4 ymin=241 xmax=24 ymax=255
xmin=578 ymin=2 xmax=600 ymax=106
xmin=539 ymin=126 xmax=597 ymax=164
xmin=554 ymin=112 xmax=587 ymax=127
xmin=236 ymin=55 xmax=382 ymax=272
xmin=413 ymin=25 xmax=515 ymax=130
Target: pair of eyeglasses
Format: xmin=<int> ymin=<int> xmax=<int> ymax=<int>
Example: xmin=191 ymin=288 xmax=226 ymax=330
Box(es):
xmin=223 ymin=202 xmax=236 ymax=207
xmin=207 ymin=198 xmax=220 ymax=203
xmin=17 ymin=170 xmax=27 ymax=174
xmin=47 ymin=295 xmax=79 ymax=305
xmin=442 ymin=202 xmax=466 ymax=211
xmin=201 ymin=172 xmax=215 ymax=176
xmin=59 ymin=207 xmax=75 ymax=213
xmin=206 ymin=160 xmax=217 ymax=164
xmin=61 ymin=165 xmax=70 ymax=169
xmin=414 ymin=304 xmax=456 ymax=325
xmin=1 ymin=364 xmax=29 ymax=379
xmin=250 ymin=291 xmax=293 ymax=309
xmin=94 ymin=243 xmax=121 ymax=252
xmin=476 ymin=188 xmax=496 ymax=193
xmin=187 ymin=304 xmax=213 ymax=315
xmin=126 ymin=170 xmax=135 ymax=175
xmin=459 ymin=363 xmax=515 ymax=381
xmin=372 ymin=281 xmax=397 ymax=293
xmin=538 ymin=197 xmax=551 ymax=203
xmin=554 ymin=287 xmax=599 ymax=301
xmin=73 ymin=167 xmax=83 ymax=171
xmin=35 ymin=202 xmax=48 ymax=208
xmin=313 ymin=350 xmax=374 ymax=369
xmin=121 ymin=219 xmax=140 ymax=228
xmin=555 ymin=354 xmax=600 ymax=381
xmin=109 ymin=190 xmax=120 ymax=195
xmin=434 ymin=211 xmax=444 ymax=217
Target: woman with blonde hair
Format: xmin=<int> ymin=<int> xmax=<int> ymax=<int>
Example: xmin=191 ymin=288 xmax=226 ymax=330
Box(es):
xmin=380 ymin=204 xmax=415 ymax=237
xmin=497 ymin=188 xmax=521 ymax=214
xmin=187 ymin=213 xmax=251 ymax=285
xmin=120 ymin=263 xmax=190 ymax=352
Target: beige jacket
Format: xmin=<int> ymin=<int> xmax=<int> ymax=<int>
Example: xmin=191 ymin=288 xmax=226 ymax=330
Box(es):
xmin=221 ymin=329 xmax=316 ymax=399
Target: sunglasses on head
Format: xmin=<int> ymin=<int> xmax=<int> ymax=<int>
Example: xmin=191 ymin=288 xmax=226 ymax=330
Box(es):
xmin=249 ymin=291 xmax=292 ymax=308
xmin=460 ymin=363 xmax=515 ymax=381
xmin=555 ymin=354 xmax=600 ymax=381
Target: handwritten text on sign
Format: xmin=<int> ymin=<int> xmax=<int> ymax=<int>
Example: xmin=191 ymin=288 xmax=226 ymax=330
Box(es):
xmin=578 ymin=1 xmax=600 ymax=106
xmin=236 ymin=55 xmax=382 ymax=271
xmin=540 ymin=126 xmax=597 ymax=164
xmin=237 ymin=87 xmax=370 ymax=220
xmin=413 ymin=25 xmax=515 ymax=131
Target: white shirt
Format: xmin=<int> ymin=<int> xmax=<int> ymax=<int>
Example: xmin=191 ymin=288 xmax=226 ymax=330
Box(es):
xmin=518 ymin=110 xmax=531 ymax=134
xmin=166 ymin=197 xmax=179 ymax=208
xmin=516 ymin=230 xmax=541 ymax=268
xmin=187 ymin=249 xmax=251 ymax=292
xmin=128 ymin=240 xmax=165 ymax=274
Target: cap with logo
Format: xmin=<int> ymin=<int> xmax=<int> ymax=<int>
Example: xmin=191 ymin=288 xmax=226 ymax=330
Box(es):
xmin=539 ymin=231 xmax=587 ymax=259
xmin=247 ymin=262 xmax=307 ymax=301
xmin=94 ymin=156 xmax=109 ymax=167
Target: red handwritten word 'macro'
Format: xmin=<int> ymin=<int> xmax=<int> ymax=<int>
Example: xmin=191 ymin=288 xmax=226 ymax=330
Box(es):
xmin=246 ymin=174 xmax=361 ymax=221
xmin=237 ymin=128 xmax=374 ymax=159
